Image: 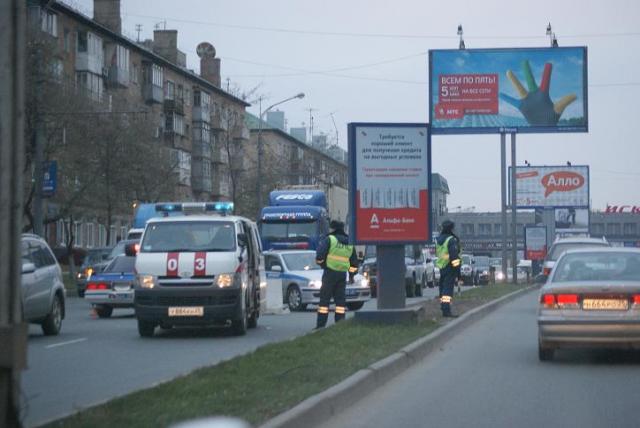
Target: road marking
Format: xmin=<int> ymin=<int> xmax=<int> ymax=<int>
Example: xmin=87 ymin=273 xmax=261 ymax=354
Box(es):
xmin=45 ymin=338 xmax=87 ymax=349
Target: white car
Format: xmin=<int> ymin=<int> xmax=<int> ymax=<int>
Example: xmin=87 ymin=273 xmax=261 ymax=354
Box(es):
xmin=264 ymin=250 xmax=371 ymax=311
xmin=405 ymin=245 xmax=429 ymax=297
xmin=542 ymin=237 xmax=610 ymax=278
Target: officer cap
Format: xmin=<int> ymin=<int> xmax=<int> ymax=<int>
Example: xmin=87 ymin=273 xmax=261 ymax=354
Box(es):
xmin=330 ymin=220 xmax=345 ymax=231
xmin=441 ymin=219 xmax=455 ymax=233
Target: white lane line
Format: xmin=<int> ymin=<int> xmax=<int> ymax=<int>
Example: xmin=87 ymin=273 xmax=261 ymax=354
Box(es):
xmin=45 ymin=338 xmax=88 ymax=349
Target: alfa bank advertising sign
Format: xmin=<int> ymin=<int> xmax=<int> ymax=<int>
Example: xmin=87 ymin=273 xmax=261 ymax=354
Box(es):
xmin=510 ymin=165 xmax=589 ymax=208
xmin=429 ymin=47 xmax=588 ymax=134
xmin=348 ymin=123 xmax=430 ymax=244
xmin=525 ymin=226 xmax=547 ymax=260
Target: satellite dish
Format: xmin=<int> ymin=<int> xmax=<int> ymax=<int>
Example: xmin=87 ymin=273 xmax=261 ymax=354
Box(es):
xmin=196 ymin=42 xmax=216 ymax=58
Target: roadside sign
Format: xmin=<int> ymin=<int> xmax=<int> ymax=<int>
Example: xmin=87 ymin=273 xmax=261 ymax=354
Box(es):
xmin=525 ymin=226 xmax=547 ymax=260
xmin=43 ymin=160 xmax=57 ymax=197
xmin=348 ymin=123 xmax=430 ymax=244
xmin=510 ymin=165 xmax=589 ymax=208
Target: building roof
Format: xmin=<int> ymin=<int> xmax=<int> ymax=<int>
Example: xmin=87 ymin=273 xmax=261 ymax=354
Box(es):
xmin=431 ymin=173 xmax=450 ymax=194
xmin=49 ymin=0 xmax=250 ymax=107
xmin=244 ymin=112 xmax=347 ymax=166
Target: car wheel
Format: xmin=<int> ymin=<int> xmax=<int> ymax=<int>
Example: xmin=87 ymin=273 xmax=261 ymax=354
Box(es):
xmin=137 ymin=320 xmax=156 ymax=337
xmin=538 ymin=340 xmax=554 ymax=361
xmin=287 ymin=285 xmax=306 ymax=311
xmin=232 ymin=296 xmax=248 ymax=336
xmin=41 ymin=294 xmax=63 ymax=336
xmin=414 ymin=275 xmax=423 ymax=297
xmin=346 ymin=302 xmax=364 ymax=311
xmin=427 ymin=276 xmax=434 ymax=288
xmin=248 ymin=291 xmax=258 ymax=329
xmin=95 ymin=305 xmax=113 ymax=318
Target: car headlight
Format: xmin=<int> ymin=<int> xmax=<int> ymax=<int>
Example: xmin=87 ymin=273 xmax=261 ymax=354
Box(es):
xmin=358 ymin=277 xmax=369 ymax=287
xmin=308 ymin=280 xmax=322 ymax=288
xmin=137 ymin=274 xmax=157 ymax=289
xmin=496 ymin=272 xmax=505 ymax=280
xmin=217 ymin=273 xmax=235 ymax=288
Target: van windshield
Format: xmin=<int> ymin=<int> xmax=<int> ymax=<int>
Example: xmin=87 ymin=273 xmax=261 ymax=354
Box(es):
xmin=141 ymin=221 xmax=236 ymax=253
xmin=261 ymin=221 xmax=317 ymax=242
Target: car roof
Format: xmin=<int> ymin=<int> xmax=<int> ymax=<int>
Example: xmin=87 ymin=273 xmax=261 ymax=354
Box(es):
xmin=552 ymin=237 xmax=608 ymax=244
xmin=147 ymin=215 xmax=248 ymax=224
xmin=263 ymin=250 xmax=316 ymax=255
xmin=561 ymin=247 xmax=640 ymax=255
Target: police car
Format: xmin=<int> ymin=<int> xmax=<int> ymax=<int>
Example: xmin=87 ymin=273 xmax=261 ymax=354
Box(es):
xmin=131 ymin=202 xmax=266 ymax=337
xmin=84 ymin=255 xmax=136 ymax=317
xmin=263 ymin=250 xmax=371 ymax=311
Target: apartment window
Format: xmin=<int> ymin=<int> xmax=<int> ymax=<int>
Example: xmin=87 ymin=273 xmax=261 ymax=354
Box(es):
xmin=591 ymin=223 xmax=604 ymax=235
xmin=63 ymin=28 xmax=70 ymax=52
xmin=606 ymin=223 xmax=621 ymax=236
xmin=86 ymin=223 xmax=94 ymax=248
xmin=165 ymin=113 xmax=185 ymax=136
xmin=623 ymin=223 xmax=637 ymax=236
xmin=462 ymin=224 xmax=475 ymax=236
xmin=165 ymin=80 xmax=175 ymax=100
xmin=77 ymin=31 xmax=87 ymax=52
xmin=171 ymin=149 xmax=192 ymax=185
xmin=57 ymin=219 xmax=66 ymax=245
xmin=479 ymin=223 xmax=492 ymax=236
xmin=76 ymin=71 xmax=104 ymax=100
xmin=41 ymin=9 xmax=57 ymax=37
xmin=144 ymin=63 xmax=164 ymax=87
xmin=130 ymin=63 xmax=139 ymax=84
xmin=116 ymin=45 xmax=130 ymax=71
xmin=184 ymin=88 xmax=191 ymax=106
xmin=98 ymin=224 xmax=106 ymax=247
xmin=494 ymin=224 xmax=502 ymax=235
xmin=194 ymin=90 xmax=211 ymax=108
xmin=193 ymin=123 xmax=210 ymax=142
xmin=51 ymin=58 xmax=63 ymax=80
xmin=74 ymin=222 xmax=83 ymax=247
xmin=176 ymin=84 xmax=184 ymax=102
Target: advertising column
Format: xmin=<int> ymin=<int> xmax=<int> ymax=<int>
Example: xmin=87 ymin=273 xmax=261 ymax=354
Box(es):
xmin=349 ymin=123 xmax=430 ymax=312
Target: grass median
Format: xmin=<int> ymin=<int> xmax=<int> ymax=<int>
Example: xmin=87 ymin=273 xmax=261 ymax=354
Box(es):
xmin=46 ymin=283 xmax=529 ymax=428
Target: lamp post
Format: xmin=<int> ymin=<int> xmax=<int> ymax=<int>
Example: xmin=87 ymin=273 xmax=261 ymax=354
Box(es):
xmin=256 ymin=92 xmax=305 ymax=218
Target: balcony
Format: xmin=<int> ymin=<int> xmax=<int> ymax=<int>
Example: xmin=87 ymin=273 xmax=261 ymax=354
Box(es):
xmin=143 ymin=83 xmax=163 ymax=104
xmin=108 ymin=65 xmax=129 ymax=88
xmin=211 ymin=113 xmax=229 ymax=131
xmin=232 ymin=124 xmax=250 ymax=140
xmin=75 ymin=52 xmax=102 ymax=74
xmin=164 ymin=98 xmax=184 ymax=115
xmin=192 ymin=105 xmax=211 ymax=123
xmin=192 ymin=140 xmax=212 ymax=160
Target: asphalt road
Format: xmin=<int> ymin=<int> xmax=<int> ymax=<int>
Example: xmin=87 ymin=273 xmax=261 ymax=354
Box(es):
xmin=21 ymin=287 xmax=442 ymax=427
xmin=319 ymin=291 xmax=640 ymax=428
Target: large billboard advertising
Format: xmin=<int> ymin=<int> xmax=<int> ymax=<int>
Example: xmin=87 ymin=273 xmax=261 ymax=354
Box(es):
xmin=525 ymin=226 xmax=547 ymax=260
xmin=510 ymin=165 xmax=589 ymax=208
xmin=348 ymin=123 xmax=430 ymax=244
xmin=429 ymin=47 xmax=588 ymax=134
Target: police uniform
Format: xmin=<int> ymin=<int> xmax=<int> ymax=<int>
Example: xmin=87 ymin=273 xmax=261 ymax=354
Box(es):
xmin=315 ymin=221 xmax=358 ymax=328
xmin=436 ymin=220 xmax=461 ymax=317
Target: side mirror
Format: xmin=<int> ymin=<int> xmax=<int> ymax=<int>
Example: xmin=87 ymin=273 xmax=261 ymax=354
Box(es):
xmin=271 ymin=265 xmax=282 ymax=272
xmin=22 ymin=262 xmax=36 ymax=274
xmin=124 ymin=243 xmax=138 ymax=257
xmin=237 ymin=233 xmax=248 ymax=247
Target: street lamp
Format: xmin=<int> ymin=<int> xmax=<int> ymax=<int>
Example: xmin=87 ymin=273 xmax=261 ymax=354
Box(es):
xmin=256 ymin=92 xmax=305 ymax=217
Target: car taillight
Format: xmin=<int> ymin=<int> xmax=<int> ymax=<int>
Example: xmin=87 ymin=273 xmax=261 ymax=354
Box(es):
xmin=86 ymin=282 xmax=108 ymax=290
xmin=557 ymin=294 xmax=579 ymax=308
xmin=633 ymin=295 xmax=640 ymax=305
xmin=541 ymin=294 xmax=555 ymax=308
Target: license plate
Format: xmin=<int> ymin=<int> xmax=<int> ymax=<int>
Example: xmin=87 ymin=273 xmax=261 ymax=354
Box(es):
xmin=168 ymin=307 xmax=204 ymax=317
xmin=115 ymin=285 xmax=131 ymax=292
xmin=582 ymin=299 xmax=628 ymax=311
xmin=346 ymin=289 xmax=358 ymax=297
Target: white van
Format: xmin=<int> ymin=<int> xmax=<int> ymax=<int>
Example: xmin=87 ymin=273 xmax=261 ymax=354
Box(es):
xmin=132 ymin=203 xmax=265 ymax=337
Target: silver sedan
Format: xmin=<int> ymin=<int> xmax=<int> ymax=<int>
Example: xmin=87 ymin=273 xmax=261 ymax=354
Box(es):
xmin=537 ymin=248 xmax=640 ymax=361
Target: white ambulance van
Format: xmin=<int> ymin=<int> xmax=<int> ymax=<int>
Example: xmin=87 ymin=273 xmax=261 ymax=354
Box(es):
xmin=131 ymin=202 xmax=265 ymax=337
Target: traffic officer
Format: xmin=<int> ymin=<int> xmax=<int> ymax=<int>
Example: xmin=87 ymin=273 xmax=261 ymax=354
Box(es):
xmin=436 ymin=220 xmax=461 ymax=317
xmin=315 ymin=220 xmax=359 ymax=328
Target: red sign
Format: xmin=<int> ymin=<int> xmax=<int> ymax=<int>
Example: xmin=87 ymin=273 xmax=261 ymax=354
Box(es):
xmin=605 ymin=205 xmax=640 ymax=214
xmin=194 ymin=252 xmax=206 ymax=276
xmin=541 ymin=171 xmax=585 ymax=197
xmin=435 ymin=73 xmax=498 ymax=120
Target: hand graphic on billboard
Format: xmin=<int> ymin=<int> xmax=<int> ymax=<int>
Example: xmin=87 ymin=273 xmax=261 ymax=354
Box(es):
xmin=499 ymin=61 xmax=576 ymax=126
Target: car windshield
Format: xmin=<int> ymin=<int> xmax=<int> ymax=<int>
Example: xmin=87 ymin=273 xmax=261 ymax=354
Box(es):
xmin=553 ymin=252 xmax=640 ymax=282
xmin=104 ymin=256 xmax=136 ymax=273
xmin=461 ymin=255 xmax=472 ymax=265
xmin=364 ymin=245 xmax=376 ymax=259
xmin=108 ymin=241 xmax=127 ymax=259
xmin=83 ymin=249 xmax=110 ymax=266
xmin=261 ymin=221 xmax=317 ymax=242
xmin=548 ymin=241 xmax=609 ymax=261
xmin=282 ymin=253 xmax=321 ymax=271
xmin=141 ymin=221 xmax=236 ymax=252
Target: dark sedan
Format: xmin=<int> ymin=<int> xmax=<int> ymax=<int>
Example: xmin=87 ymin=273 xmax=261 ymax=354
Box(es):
xmin=537 ymin=248 xmax=640 ymax=361
xmin=75 ymin=247 xmax=112 ymax=297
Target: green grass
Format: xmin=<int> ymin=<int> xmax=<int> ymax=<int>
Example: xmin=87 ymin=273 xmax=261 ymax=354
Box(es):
xmin=46 ymin=283 xmax=529 ymax=428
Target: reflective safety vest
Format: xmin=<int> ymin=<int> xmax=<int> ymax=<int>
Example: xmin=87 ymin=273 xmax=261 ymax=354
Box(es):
xmin=436 ymin=236 xmax=453 ymax=269
xmin=326 ymin=235 xmax=354 ymax=272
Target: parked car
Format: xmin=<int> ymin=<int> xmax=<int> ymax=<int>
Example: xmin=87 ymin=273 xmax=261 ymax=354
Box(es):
xmin=360 ymin=246 xmax=378 ymax=297
xmin=21 ymin=233 xmax=66 ymax=335
xmin=264 ymin=250 xmax=370 ymax=311
xmin=537 ymin=248 xmax=640 ymax=361
xmin=75 ymin=246 xmax=113 ymax=297
xmin=473 ymin=256 xmax=491 ymax=285
xmin=85 ymin=255 xmax=136 ymax=318
xmin=542 ymin=236 xmax=610 ymax=278
xmin=405 ymin=245 xmax=428 ymax=297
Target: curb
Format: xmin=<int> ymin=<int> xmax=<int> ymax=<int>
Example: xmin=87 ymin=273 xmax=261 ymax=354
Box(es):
xmin=260 ymin=285 xmax=537 ymax=428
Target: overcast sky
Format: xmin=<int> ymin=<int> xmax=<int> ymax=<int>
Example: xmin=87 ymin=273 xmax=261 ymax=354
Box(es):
xmin=65 ymin=0 xmax=640 ymax=212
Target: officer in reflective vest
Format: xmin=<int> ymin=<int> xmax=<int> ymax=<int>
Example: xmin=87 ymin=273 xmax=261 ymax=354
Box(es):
xmin=436 ymin=220 xmax=461 ymax=317
xmin=315 ymin=220 xmax=359 ymax=328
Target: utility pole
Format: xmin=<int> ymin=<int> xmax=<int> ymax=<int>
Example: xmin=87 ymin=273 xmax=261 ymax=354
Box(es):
xmin=0 ymin=1 xmax=28 ymax=426
xmin=306 ymin=107 xmax=317 ymax=143
xmin=135 ymin=23 xmax=142 ymax=42
xmin=329 ymin=111 xmax=339 ymax=147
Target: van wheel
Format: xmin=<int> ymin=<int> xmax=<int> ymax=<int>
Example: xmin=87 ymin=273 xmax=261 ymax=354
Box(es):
xmin=248 ymin=292 xmax=258 ymax=329
xmin=138 ymin=320 xmax=156 ymax=337
xmin=346 ymin=302 xmax=364 ymax=311
xmin=415 ymin=275 xmax=423 ymax=297
xmin=95 ymin=305 xmax=113 ymax=318
xmin=232 ymin=296 xmax=248 ymax=335
xmin=42 ymin=294 xmax=63 ymax=336
xmin=287 ymin=285 xmax=306 ymax=311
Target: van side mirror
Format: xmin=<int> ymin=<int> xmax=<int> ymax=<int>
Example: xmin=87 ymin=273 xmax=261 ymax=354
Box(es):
xmin=124 ymin=243 xmax=138 ymax=257
xmin=22 ymin=262 xmax=36 ymax=274
xmin=271 ymin=265 xmax=282 ymax=272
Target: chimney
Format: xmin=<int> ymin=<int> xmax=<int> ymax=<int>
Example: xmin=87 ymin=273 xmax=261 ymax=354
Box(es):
xmin=153 ymin=29 xmax=179 ymax=63
xmin=197 ymin=42 xmax=221 ymax=88
xmin=93 ymin=0 xmax=121 ymax=34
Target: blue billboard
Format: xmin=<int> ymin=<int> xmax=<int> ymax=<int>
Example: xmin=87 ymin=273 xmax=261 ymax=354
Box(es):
xmin=429 ymin=47 xmax=588 ymax=134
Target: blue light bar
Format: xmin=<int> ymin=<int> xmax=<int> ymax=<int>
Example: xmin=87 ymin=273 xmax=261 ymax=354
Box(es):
xmin=155 ymin=202 xmax=234 ymax=215
xmin=205 ymin=202 xmax=234 ymax=213
xmin=155 ymin=203 xmax=183 ymax=212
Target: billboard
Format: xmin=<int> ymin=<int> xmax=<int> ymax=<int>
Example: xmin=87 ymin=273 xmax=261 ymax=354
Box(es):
xmin=525 ymin=226 xmax=547 ymax=260
xmin=510 ymin=165 xmax=589 ymax=208
xmin=555 ymin=207 xmax=590 ymax=234
xmin=429 ymin=47 xmax=588 ymax=134
xmin=348 ymin=123 xmax=430 ymax=244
